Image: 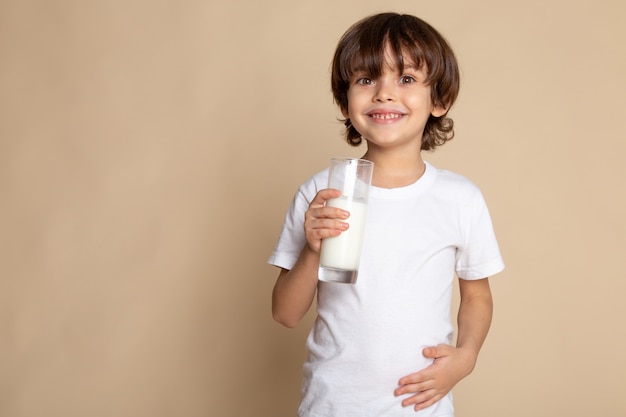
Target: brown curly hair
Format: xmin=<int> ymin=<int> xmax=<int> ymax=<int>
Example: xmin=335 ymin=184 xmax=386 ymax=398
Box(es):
xmin=331 ymin=13 xmax=460 ymax=151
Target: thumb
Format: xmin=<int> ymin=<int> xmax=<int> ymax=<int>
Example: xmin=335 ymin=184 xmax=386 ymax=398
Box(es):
xmin=422 ymin=344 xmax=450 ymax=359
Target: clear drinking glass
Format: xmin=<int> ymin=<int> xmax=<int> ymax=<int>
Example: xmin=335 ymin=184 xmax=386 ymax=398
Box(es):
xmin=318 ymin=157 xmax=374 ymax=284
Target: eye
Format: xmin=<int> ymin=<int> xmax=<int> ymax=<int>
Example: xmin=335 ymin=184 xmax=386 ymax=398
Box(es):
xmin=399 ymin=75 xmax=416 ymax=84
xmin=355 ymin=77 xmax=374 ymax=86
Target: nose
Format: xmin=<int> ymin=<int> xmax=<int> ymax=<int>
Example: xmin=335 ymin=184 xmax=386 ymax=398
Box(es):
xmin=374 ymin=79 xmax=396 ymax=102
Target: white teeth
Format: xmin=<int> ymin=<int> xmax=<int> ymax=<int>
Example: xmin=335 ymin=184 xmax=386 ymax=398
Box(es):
xmin=371 ymin=113 xmax=401 ymax=119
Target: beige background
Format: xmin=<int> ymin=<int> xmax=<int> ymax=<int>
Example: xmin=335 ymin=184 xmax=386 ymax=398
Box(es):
xmin=1 ymin=0 xmax=625 ymax=416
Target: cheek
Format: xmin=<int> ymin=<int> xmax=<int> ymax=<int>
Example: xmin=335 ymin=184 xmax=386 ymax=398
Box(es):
xmin=345 ymin=90 xmax=369 ymax=116
xmin=408 ymin=94 xmax=434 ymax=113
xmin=344 ymin=97 xmax=359 ymax=119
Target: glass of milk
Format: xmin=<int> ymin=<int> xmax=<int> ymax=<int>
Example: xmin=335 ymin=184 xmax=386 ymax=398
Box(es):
xmin=318 ymin=157 xmax=374 ymax=284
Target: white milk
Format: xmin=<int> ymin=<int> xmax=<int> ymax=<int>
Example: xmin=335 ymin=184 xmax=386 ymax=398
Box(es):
xmin=319 ymin=197 xmax=368 ymax=270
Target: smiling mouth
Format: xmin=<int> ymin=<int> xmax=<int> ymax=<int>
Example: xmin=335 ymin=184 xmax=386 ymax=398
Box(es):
xmin=369 ymin=113 xmax=404 ymax=120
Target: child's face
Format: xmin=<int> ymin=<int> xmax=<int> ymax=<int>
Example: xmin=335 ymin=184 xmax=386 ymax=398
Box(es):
xmin=343 ymin=44 xmax=447 ymax=152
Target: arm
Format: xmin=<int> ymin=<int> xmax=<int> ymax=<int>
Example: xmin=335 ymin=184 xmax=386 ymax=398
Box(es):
xmin=394 ymin=277 xmax=493 ymax=412
xmin=455 ymin=277 xmax=494 ymax=369
xmin=272 ymin=188 xmax=349 ymax=328
xmin=271 ymin=249 xmax=319 ymax=329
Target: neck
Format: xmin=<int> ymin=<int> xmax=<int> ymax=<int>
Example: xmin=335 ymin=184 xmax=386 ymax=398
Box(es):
xmin=362 ymin=147 xmax=426 ymax=188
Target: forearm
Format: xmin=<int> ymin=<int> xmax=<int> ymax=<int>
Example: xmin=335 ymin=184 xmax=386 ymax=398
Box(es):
xmin=271 ymin=245 xmax=320 ymax=328
xmin=455 ymin=278 xmax=493 ymax=372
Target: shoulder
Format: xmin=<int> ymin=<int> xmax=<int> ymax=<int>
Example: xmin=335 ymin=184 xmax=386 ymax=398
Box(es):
xmin=429 ymin=164 xmax=483 ymax=202
xmin=294 ymin=167 xmax=329 ymax=203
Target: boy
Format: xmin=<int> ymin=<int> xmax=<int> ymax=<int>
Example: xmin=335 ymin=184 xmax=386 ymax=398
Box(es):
xmin=269 ymin=12 xmax=504 ymax=417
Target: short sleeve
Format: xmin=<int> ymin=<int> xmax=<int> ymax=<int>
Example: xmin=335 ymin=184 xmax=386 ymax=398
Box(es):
xmin=267 ymin=171 xmax=326 ymax=271
xmin=455 ymin=189 xmax=505 ymax=280
xmin=267 ymin=189 xmax=310 ymax=270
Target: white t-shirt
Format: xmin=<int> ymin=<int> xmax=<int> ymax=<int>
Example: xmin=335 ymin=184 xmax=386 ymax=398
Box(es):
xmin=268 ymin=161 xmax=505 ymax=417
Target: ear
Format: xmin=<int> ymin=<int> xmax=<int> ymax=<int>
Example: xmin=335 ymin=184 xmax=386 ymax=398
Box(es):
xmin=341 ymin=106 xmax=350 ymax=119
xmin=431 ymin=104 xmax=448 ymax=118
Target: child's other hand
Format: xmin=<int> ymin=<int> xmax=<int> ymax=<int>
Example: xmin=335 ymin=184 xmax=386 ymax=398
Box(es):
xmin=304 ymin=188 xmax=349 ymax=253
xmin=394 ymin=344 xmax=476 ymax=412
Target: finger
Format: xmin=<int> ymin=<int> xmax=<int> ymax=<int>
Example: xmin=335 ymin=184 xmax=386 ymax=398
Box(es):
xmin=306 ymin=218 xmax=349 ymax=237
xmin=413 ymin=393 xmax=445 ymax=412
xmin=310 ymin=188 xmax=342 ymax=207
xmin=399 ymin=388 xmax=438 ymax=408
xmin=397 ymin=369 xmax=433 ymax=387
xmin=422 ymin=343 xmax=452 ymax=359
xmin=307 ymin=205 xmax=350 ymax=221
xmin=394 ymin=378 xmax=434 ymax=397
xmin=305 ymin=206 xmax=350 ymax=231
